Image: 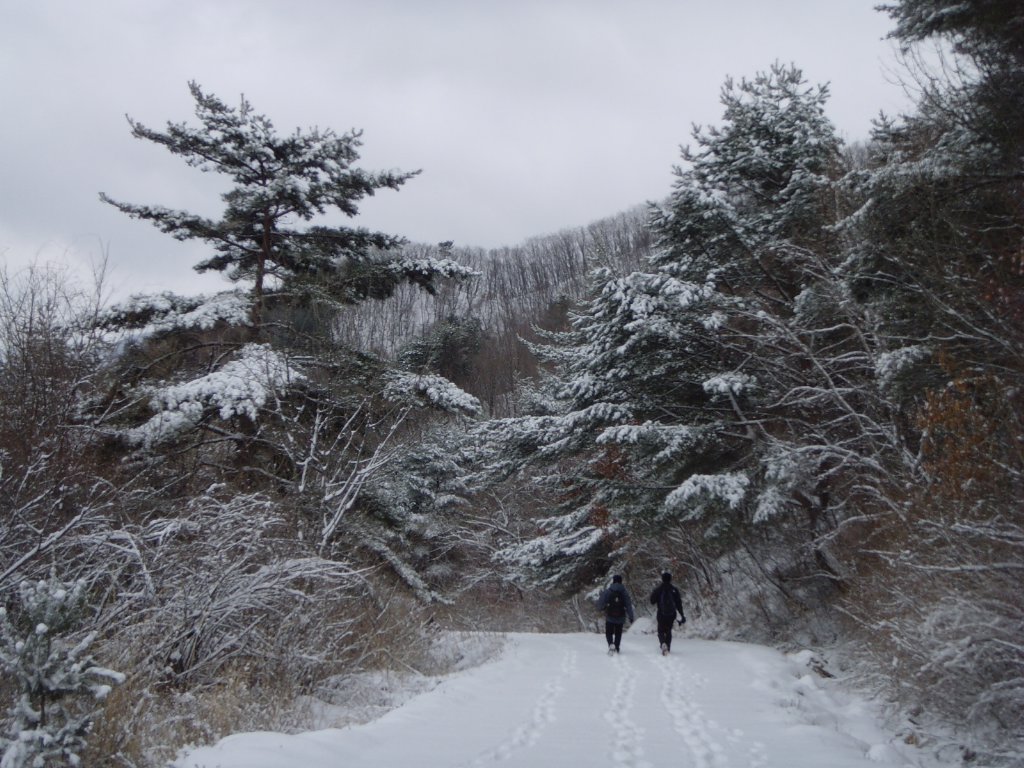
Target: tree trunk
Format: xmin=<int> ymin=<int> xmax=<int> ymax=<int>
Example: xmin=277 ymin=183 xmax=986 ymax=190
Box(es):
xmin=253 ymin=215 xmax=270 ymax=332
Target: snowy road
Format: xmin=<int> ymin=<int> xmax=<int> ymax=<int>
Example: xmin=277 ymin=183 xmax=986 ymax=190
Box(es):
xmin=176 ymin=622 xmax=923 ymax=768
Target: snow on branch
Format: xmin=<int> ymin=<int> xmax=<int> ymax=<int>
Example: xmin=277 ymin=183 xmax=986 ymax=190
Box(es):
xmin=702 ymin=372 xmax=758 ymax=397
xmin=128 ymin=343 xmax=303 ymax=447
xmin=496 ymin=521 xmax=607 ymax=581
xmin=0 ymin=575 xmax=124 ymax=767
xmin=596 ymin=422 xmax=699 ymax=465
xmin=119 ymin=491 xmax=368 ymax=687
xmin=664 ymin=472 xmax=750 ymax=519
xmin=751 ymin=447 xmax=817 ymax=523
xmin=94 ymin=290 xmax=252 ymax=336
xmin=383 ymin=372 xmax=481 ymax=416
xmin=385 ymin=256 xmax=480 ymax=282
xmin=874 ymin=345 xmax=931 ymax=391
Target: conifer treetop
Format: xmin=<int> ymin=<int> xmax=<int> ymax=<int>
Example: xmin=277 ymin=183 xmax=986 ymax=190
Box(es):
xmin=100 ymin=81 xmax=422 ymax=327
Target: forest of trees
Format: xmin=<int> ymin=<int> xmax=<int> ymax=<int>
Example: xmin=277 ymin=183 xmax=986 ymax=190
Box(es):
xmin=1 ymin=1 xmax=1022 ymax=765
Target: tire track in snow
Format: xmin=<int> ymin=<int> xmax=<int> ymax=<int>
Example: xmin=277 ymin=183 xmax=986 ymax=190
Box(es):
xmin=463 ymin=647 xmax=578 ymax=767
xmin=605 ymin=653 xmax=650 ymax=768
xmin=657 ymin=655 xmax=769 ymax=768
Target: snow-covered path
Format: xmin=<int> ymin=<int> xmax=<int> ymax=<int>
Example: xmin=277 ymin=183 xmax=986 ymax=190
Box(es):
xmin=175 ymin=624 xmax=923 ymax=768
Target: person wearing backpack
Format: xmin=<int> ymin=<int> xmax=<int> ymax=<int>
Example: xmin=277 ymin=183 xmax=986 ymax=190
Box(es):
xmin=597 ymin=574 xmax=635 ymax=654
xmin=649 ymin=572 xmax=686 ymax=655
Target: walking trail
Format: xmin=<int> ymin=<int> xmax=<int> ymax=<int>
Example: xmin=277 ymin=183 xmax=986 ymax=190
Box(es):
xmin=175 ymin=618 xmax=931 ymax=768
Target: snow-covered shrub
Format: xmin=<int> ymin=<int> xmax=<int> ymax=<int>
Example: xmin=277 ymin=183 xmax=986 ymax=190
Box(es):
xmin=0 ymin=575 xmax=123 ymax=768
xmin=101 ymin=491 xmax=364 ymax=688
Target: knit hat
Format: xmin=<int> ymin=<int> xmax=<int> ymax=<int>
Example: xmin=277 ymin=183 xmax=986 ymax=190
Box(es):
xmin=612 ymin=574 xmax=623 ymax=583
xmin=661 ymin=572 xmax=672 ymax=583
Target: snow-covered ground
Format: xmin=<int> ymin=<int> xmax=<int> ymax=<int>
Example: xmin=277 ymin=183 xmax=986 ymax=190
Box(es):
xmin=174 ymin=618 xmax=935 ymax=768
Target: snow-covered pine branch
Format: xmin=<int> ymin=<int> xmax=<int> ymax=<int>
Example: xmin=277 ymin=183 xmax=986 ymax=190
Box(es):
xmin=126 ymin=343 xmax=304 ymax=449
xmin=93 ymin=290 xmax=253 ymax=337
xmin=0 ymin=575 xmax=123 ymax=768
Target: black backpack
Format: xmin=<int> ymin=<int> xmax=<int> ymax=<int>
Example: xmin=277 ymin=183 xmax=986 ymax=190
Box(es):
xmin=606 ymin=589 xmax=626 ymax=619
xmin=657 ymin=585 xmax=676 ymax=619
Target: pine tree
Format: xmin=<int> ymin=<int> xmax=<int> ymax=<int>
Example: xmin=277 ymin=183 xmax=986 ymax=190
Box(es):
xmin=100 ymin=81 xmax=471 ymax=329
xmin=601 ymin=64 xmax=846 ymax=535
xmin=880 ymin=0 xmax=1024 ymax=69
xmin=480 ymin=64 xmax=853 ymax=586
xmin=91 ymin=84 xmax=479 ymax=487
xmin=0 ymin=576 xmax=123 ymax=768
xmin=399 ymin=314 xmax=486 ymax=389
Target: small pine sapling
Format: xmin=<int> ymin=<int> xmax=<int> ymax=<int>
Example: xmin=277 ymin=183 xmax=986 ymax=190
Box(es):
xmin=0 ymin=576 xmax=124 ymax=768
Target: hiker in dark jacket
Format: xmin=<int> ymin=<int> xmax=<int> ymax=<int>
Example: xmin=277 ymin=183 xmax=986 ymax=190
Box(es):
xmin=649 ymin=572 xmax=685 ymax=655
xmin=597 ymin=574 xmax=635 ymax=653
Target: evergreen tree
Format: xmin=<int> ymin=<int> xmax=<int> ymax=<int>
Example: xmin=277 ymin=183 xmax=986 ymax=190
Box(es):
xmin=0 ymin=576 xmax=123 ymax=768
xmin=92 ymin=85 xmax=477 ymax=481
xmin=101 ymin=81 xmax=471 ymax=328
xmin=880 ymin=0 xmax=1024 ymax=69
xmin=483 ymin=64 xmax=849 ymax=587
xmin=399 ymin=314 xmax=486 ymax=388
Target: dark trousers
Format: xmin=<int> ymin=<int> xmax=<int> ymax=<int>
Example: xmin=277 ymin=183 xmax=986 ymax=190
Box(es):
xmin=605 ymin=620 xmax=624 ymax=650
xmin=657 ymin=618 xmax=675 ymax=650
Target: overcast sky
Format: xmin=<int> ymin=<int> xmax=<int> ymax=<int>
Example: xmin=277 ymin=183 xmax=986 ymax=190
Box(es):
xmin=1 ymin=1 xmax=911 ymax=299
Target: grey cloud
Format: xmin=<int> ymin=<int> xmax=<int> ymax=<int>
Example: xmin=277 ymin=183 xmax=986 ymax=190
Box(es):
xmin=2 ymin=1 xmax=907 ymax=297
